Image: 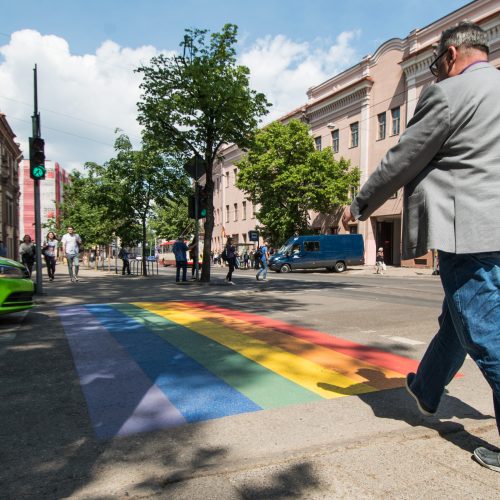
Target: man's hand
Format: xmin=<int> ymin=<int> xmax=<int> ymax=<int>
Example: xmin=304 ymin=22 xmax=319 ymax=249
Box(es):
xmin=342 ymin=206 xmax=355 ymax=231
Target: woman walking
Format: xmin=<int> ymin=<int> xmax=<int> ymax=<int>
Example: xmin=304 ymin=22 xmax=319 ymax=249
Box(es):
xmin=19 ymin=234 xmax=36 ymax=277
xmin=42 ymin=232 xmax=58 ymax=281
xmin=224 ymin=237 xmax=236 ymax=284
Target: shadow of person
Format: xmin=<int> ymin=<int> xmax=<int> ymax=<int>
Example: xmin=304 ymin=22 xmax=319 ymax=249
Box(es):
xmin=318 ymin=368 xmax=494 ymax=454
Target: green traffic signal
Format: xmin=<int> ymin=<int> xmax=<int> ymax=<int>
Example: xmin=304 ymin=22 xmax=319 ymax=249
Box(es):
xmin=29 ymin=137 xmax=46 ymax=180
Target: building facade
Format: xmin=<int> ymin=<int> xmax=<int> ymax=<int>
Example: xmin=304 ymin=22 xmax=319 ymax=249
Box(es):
xmin=212 ymin=0 xmax=500 ymax=266
xmin=0 ymin=113 xmax=22 ymax=260
xmin=19 ymin=160 xmax=70 ymax=242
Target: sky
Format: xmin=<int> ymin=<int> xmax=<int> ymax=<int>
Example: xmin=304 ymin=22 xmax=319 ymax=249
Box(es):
xmin=0 ymin=0 xmax=472 ymax=173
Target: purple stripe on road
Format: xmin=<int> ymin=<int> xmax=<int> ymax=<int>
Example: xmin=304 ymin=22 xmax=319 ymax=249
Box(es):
xmin=59 ymin=306 xmax=185 ymax=439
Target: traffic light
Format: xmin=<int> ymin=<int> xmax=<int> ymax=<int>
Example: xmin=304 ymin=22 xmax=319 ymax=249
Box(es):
xmin=188 ymin=185 xmax=208 ymax=219
xmin=29 ymin=137 xmax=46 ymax=180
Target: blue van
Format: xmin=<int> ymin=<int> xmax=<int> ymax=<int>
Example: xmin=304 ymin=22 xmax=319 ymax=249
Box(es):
xmin=269 ymin=234 xmax=364 ymax=273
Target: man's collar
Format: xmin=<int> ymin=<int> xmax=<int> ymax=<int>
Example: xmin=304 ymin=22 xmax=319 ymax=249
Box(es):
xmin=459 ymin=60 xmax=489 ymax=74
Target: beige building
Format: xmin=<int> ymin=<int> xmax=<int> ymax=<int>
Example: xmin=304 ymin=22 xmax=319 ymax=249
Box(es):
xmin=212 ymin=0 xmax=500 ymax=267
xmin=0 ymin=113 xmax=22 ymax=259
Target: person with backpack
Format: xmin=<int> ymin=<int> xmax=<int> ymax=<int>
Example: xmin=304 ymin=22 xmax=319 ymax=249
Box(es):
xmin=256 ymin=241 xmax=270 ymax=281
xmin=118 ymin=246 xmax=131 ymax=275
xmin=223 ymin=237 xmax=236 ymax=284
xmin=254 ymin=246 xmax=262 ymax=269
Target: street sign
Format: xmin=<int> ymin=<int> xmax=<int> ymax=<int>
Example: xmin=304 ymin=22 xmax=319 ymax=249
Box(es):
xmin=248 ymin=230 xmax=259 ymax=242
xmin=184 ymin=155 xmax=206 ymax=181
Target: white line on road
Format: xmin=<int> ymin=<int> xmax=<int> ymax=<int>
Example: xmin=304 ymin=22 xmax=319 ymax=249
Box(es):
xmin=380 ymin=334 xmax=425 ymax=346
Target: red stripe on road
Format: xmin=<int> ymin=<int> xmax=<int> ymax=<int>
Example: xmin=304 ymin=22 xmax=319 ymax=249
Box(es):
xmin=181 ymin=301 xmax=421 ymax=375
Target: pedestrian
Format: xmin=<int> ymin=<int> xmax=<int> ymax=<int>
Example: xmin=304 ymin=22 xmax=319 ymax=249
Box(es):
xmin=342 ymin=22 xmax=500 ymax=473
xmin=224 ymin=237 xmax=236 ymax=284
xmin=254 ymin=246 xmax=261 ymax=269
xmin=61 ymin=225 xmax=83 ymax=283
xmin=172 ymin=235 xmax=188 ymax=283
xmin=249 ymin=249 xmax=255 ymax=269
xmin=19 ymin=235 xmax=35 ymax=277
xmin=256 ymin=241 xmax=270 ymax=281
xmin=42 ymin=231 xmax=58 ymax=281
xmin=0 ymin=240 xmax=7 ymax=257
xmin=189 ymin=236 xmax=198 ymax=280
xmin=375 ymin=247 xmax=386 ymax=275
xmin=243 ymin=250 xmax=249 ymax=269
xmin=118 ymin=246 xmax=131 ymax=275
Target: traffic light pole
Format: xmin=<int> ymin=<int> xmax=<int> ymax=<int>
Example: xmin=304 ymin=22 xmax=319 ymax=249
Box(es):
xmin=32 ymin=65 xmax=43 ymax=295
xmin=194 ymin=181 xmax=200 ymax=280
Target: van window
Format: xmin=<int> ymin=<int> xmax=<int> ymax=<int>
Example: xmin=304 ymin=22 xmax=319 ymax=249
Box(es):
xmin=304 ymin=241 xmax=320 ymax=252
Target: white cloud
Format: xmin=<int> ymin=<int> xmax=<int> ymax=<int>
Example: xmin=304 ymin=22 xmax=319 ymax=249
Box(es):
xmin=239 ymin=31 xmax=359 ymax=122
xmin=0 ymin=29 xmax=359 ymax=173
xmin=0 ymin=30 xmax=167 ymax=173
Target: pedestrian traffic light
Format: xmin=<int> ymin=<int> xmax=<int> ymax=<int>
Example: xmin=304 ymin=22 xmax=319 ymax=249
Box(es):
xmin=198 ymin=185 xmax=208 ymax=219
xmin=29 ymin=137 xmax=46 ymax=180
xmin=188 ymin=185 xmax=208 ymax=219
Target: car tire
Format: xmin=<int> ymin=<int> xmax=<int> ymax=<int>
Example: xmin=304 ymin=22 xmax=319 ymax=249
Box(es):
xmin=280 ymin=264 xmax=292 ymax=273
xmin=334 ymin=261 xmax=346 ymax=273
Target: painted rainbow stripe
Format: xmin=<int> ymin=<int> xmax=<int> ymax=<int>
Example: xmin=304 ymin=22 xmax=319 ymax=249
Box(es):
xmin=60 ymin=301 xmax=421 ymax=439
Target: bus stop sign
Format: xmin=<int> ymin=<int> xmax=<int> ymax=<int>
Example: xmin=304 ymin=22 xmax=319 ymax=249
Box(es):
xmin=248 ymin=230 xmax=259 ymax=242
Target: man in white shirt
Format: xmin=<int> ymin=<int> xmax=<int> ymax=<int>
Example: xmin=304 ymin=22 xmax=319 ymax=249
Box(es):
xmin=60 ymin=226 xmax=82 ymax=282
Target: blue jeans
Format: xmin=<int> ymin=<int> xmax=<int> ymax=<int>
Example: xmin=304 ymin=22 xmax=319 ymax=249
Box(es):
xmin=409 ymin=251 xmax=500 ymax=434
xmin=256 ymin=259 xmax=268 ymax=280
xmin=176 ymin=260 xmax=187 ymax=282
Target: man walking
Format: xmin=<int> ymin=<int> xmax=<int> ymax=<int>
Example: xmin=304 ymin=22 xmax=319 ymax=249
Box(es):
xmin=256 ymin=241 xmax=270 ymax=281
xmin=172 ymin=236 xmax=188 ymax=283
xmin=343 ymin=23 xmax=500 ymax=472
xmin=61 ymin=226 xmax=83 ymax=283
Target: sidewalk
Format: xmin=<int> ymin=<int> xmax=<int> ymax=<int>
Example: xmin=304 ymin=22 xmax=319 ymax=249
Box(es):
xmin=2 ymin=268 xmax=497 ymax=499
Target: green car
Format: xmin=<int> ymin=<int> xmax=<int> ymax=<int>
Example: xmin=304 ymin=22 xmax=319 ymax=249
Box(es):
xmin=0 ymin=257 xmax=35 ymax=315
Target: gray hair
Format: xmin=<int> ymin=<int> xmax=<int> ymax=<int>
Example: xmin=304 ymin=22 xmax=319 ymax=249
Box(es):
xmin=439 ymin=22 xmax=489 ymax=54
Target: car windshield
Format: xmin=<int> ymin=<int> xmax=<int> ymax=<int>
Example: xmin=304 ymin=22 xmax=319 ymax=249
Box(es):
xmin=277 ymin=237 xmax=296 ymax=254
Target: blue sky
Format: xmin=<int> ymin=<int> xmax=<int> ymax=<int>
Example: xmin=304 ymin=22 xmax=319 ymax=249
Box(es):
xmin=0 ymin=0 xmax=471 ymax=171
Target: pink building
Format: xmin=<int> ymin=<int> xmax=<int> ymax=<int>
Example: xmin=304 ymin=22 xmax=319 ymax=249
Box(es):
xmin=212 ymin=0 xmax=500 ymax=267
xmin=19 ymin=160 xmax=70 ymax=242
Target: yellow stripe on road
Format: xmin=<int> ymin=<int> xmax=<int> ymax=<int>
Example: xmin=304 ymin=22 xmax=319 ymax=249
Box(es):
xmin=136 ymin=302 xmax=377 ymax=398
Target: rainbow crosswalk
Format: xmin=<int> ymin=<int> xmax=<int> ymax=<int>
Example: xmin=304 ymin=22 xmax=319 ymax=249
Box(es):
xmin=59 ymin=301 xmax=420 ymax=439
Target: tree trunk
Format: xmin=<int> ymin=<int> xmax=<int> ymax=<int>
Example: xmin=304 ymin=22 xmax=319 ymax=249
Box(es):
xmin=200 ymin=157 xmax=214 ymax=282
xmin=142 ymin=217 xmax=148 ymax=276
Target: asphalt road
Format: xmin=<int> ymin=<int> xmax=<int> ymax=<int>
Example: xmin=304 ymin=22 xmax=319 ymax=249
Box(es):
xmin=1 ymin=266 xmax=498 ymax=499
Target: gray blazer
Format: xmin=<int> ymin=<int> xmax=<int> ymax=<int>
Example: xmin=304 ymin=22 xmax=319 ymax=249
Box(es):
xmin=350 ymin=62 xmax=500 ymax=259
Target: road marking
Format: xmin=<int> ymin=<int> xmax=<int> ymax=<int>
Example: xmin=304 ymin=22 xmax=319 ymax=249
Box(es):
xmin=381 ymin=335 xmax=425 ymax=346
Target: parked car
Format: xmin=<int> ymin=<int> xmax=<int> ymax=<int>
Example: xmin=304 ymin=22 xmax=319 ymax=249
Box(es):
xmin=0 ymin=257 xmax=35 ymax=315
xmin=269 ymin=234 xmax=364 ymax=273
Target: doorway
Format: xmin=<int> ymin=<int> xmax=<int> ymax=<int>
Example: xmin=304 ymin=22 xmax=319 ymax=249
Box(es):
xmin=376 ymin=221 xmax=394 ymax=265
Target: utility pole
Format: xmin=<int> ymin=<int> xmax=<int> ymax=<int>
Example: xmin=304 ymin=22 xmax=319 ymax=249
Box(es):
xmin=31 ymin=65 xmax=44 ymax=295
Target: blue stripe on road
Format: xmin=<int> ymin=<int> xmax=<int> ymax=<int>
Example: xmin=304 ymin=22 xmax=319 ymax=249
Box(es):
xmin=85 ymin=304 xmax=261 ymax=422
xmin=59 ymin=306 xmax=185 ymax=439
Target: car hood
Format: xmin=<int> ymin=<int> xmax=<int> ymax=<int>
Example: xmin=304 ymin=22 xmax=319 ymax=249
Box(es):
xmin=0 ymin=257 xmax=26 ymax=270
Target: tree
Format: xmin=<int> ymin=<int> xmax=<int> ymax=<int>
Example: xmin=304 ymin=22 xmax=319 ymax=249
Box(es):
xmin=101 ymin=133 xmax=190 ymax=276
xmin=136 ymin=24 xmax=270 ymax=281
xmin=149 ymin=199 xmax=193 ymax=241
xmin=236 ymin=119 xmax=360 ymax=245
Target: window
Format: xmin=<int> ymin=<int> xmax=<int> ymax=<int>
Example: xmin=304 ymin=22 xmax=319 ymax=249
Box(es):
xmin=251 ymin=203 xmax=256 ymax=218
xmin=234 ymin=203 xmax=238 ymax=221
xmin=377 ymin=112 xmax=386 ymax=140
xmin=304 ymin=241 xmax=320 ymax=252
xmin=350 ymin=122 xmax=359 ymax=148
xmin=242 ymin=201 xmax=247 ymax=220
xmin=233 ymin=168 xmax=238 ymax=185
xmin=349 ymin=225 xmax=358 ymax=234
xmin=225 ymin=172 xmax=229 ymax=188
xmin=391 ymin=107 xmax=400 ymax=135
xmin=216 ymin=176 xmax=220 ymax=192
xmin=314 ymin=136 xmax=322 ymax=151
xmin=225 ymin=205 xmax=230 ymax=223
xmin=331 ymin=129 xmax=339 ymax=153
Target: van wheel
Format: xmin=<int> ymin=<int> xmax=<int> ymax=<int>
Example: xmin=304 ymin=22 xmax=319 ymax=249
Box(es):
xmin=280 ymin=264 xmax=292 ymax=273
xmin=334 ymin=261 xmax=346 ymax=273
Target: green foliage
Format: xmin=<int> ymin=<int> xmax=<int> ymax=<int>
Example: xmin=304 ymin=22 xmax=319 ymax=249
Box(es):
xmin=149 ymin=199 xmax=193 ymax=241
xmin=60 ymin=133 xmax=191 ymax=275
xmin=136 ymin=23 xmax=270 ymax=281
xmin=237 ymin=119 xmax=360 ymax=245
